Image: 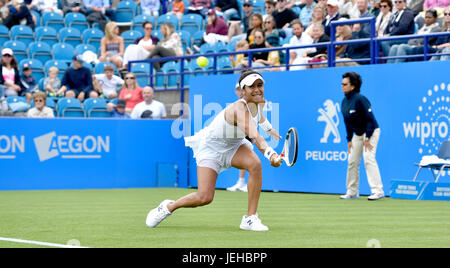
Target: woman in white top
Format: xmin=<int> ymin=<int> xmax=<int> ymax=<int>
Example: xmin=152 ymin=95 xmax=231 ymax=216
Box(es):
xmin=146 ymin=70 xmax=283 ymax=231
xmin=147 ymin=22 xmax=183 ymax=70
xmin=27 ymin=91 xmax=54 ymax=118
xmin=122 ymin=21 xmax=158 ymax=69
xmin=375 ymin=0 xmax=394 ymax=37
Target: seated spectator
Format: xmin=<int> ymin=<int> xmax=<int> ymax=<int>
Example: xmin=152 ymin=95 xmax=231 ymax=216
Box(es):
xmin=415 ymin=0 xmax=450 ymax=29
xmin=27 ymin=91 xmax=54 ymax=118
xmin=138 ymin=0 xmax=160 ymax=17
xmin=430 ymin=5 xmax=450 ymax=61
xmin=195 ymin=9 xmax=229 ymax=48
xmin=215 ymin=0 xmax=240 ymax=21
xmin=99 ymin=22 xmax=124 ymax=70
xmin=228 ymin=0 xmax=253 ymax=42
xmin=388 ymin=9 xmax=441 ymax=63
xmin=357 ymin=0 xmax=375 ymax=36
xmin=284 ymin=19 xmax=313 ymax=70
xmin=130 ymin=86 xmax=167 ymax=119
xmin=264 ymin=15 xmax=280 ymax=47
xmin=61 ymin=0 xmax=88 ymax=15
xmin=305 ymin=3 xmax=326 ymax=35
xmin=57 ymin=54 xmax=95 ymax=102
xmin=187 ymin=0 xmax=211 ymax=18
xmin=94 ymin=64 xmax=124 ymax=99
xmin=299 ymin=0 xmax=316 ymax=28
xmin=147 ymin=23 xmax=183 ymax=70
xmin=272 ymin=0 xmax=299 ymax=31
xmin=248 ymin=29 xmax=280 ymax=71
xmin=168 ymin=0 xmax=185 ymax=21
xmin=375 ymin=0 xmax=394 ymax=37
xmin=118 ymin=72 xmax=143 ymax=114
xmin=339 ymin=22 xmax=371 ymax=64
xmin=304 ymin=23 xmax=330 ymax=58
xmin=335 ymin=18 xmax=353 ymax=57
xmin=0 ymin=48 xmax=22 ymax=98
xmin=84 ymin=0 xmax=115 ymax=31
xmin=35 ymin=0 xmax=63 ymax=15
xmin=264 ymin=0 xmax=277 ymax=21
xmin=19 ymin=63 xmax=39 ymax=104
xmin=44 ymin=67 xmax=62 ymax=97
xmin=123 ymin=21 xmax=159 ymax=69
xmin=381 ymin=0 xmax=415 ymax=57
xmin=230 ymin=39 xmax=249 ymax=68
xmin=246 ymin=13 xmax=264 ymax=45
xmin=106 ymin=99 xmax=130 ymax=118
xmin=322 ymin=0 xmax=340 ymax=37
xmin=2 ymin=0 xmax=34 ymax=29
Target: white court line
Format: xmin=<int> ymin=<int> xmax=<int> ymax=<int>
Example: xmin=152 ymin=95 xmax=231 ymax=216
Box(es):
xmin=0 ymin=237 xmax=89 ymax=248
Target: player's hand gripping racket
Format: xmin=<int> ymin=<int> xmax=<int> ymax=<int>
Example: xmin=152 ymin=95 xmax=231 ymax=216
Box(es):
xmin=277 ymin=127 xmax=298 ymax=167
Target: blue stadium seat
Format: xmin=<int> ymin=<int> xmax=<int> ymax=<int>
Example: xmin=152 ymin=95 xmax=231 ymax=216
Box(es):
xmin=94 ymin=62 xmax=117 ymax=74
xmin=59 ymin=27 xmax=82 ymax=48
xmin=57 ymin=97 xmax=85 ymax=117
xmin=10 ymin=25 xmax=34 ymax=47
xmin=131 ymin=62 xmax=151 ymax=87
xmin=217 ymin=57 xmax=233 ymax=74
xmin=177 ymin=30 xmax=191 ymax=53
xmin=200 ymin=43 xmax=215 ymax=55
xmin=192 ymin=31 xmax=205 ymax=47
xmin=52 ymin=43 xmax=75 ymax=61
xmin=82 ymin=28 xmax=104 ymax=50
xmin=180 ymin=14 xmax=203 ymax=36
xmin=64 ymin=12 xmax=89 ymax=33
xmin=157 ymin=14 xmax=179 ymax=31
xmin=162 ymin=61 xmax=179 ymax=88
xmin=121 ymin=30 xmax=142 ymax=49
xmin=42 ymin=12 xmax=65 ymax=32
xmin=19 ymin=58 xmax=45 ymax=81
xmin=75 ymin=44 xmax=97 ymax=55
xmin=251 ymin=0 xmax=265 ymax=14
xmin=152 ymin=30 xmax=163 ymax=41
xmin=30 ymin=10 xmax=41 ymax=27
xmin=3 ymin=40 xmax=27 ymax=63
xmin=115 ymin=0 xmax=138 ymax=26
xmin=189 ymin=59 xmax=205 ymax=76
xmin=35 ymin=26 xmax=59 ymax=48
xmin=83 ymin=98 xmax=110 ymax=117
xmin=0 ymin=24 xmax=9 ymax=45
xmin=6 ymin=96 xmax=27 ymax=105
xmin=214 ymin=41 xmax=228 ymax=53
xmin=28 ymin=41 xmax=52 ymax=64
xmin=132 ymin=14 xmax=156 ymax=35
xmin=44 ymin=60 xmax=69 ymax=79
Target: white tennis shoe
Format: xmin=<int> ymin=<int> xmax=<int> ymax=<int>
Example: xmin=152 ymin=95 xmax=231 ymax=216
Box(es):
xmin=240 ymin=214 xmax=269 ymax=231
xmin=339 ymin=194 xmax=360 ymax=200
xmin=146 ymin=199 xmax=174 ymax=228
xmin=227 ymin=181 xmax=246 ymax=192
xmin=368 ymin=193 xmax=385 ymax=201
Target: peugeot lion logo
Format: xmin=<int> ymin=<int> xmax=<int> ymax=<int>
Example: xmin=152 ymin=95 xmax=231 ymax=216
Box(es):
xmin=318 ymin=99 xmax=341 ymax=144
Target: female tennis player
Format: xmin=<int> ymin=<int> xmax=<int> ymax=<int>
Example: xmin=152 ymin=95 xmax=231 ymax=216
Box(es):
xmin=146 ymin=69 xmax=282 ymax=231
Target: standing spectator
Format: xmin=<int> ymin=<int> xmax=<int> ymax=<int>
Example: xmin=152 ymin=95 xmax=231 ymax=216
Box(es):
xmin=215 ymin=0 xmax=240 ymax=21
xmin=61 ymin=0 xmax=88 ymax=15
xmin=340 ymin=72 xmax=384 ymax=201
xmin=284 ymin=19 xmax=313 ymax=70
xmin=168 ymin=0 xmax=185 ymax=21
xmin=95 ymin=64 xmax=124 ymax=99
xmin=430 ymin=5 xmax=450 ymax=61
xmin=299 ymin=0 xmax=316 ymax=28
xmin=187 ymin=0 xmax=211 ymax=18
xmin=130 ymin=86 xmax=167 ymax=119
xmin=375 ymin=0 xmax=394 ymax=37
xmin=27 ymin=91 xmax=54 ymax=118
xmin=272 ymin=0 xmax=299 ymax=30
xmin=139 ymin=0 xmax=160 ymax=17
xmin=57 ymin=54 xmax=94 ymax=102
xmin=44 ymin=66 xmax=62 ymax=97
xmin=381 ymin=0 xmax=415 ymax=57
xmin=123 ymin=21 xmax=159 ymax=69
xmin=19 ymin=63 xmax=38 ymax=104
xmin=323 ymin=0 xmax=340 ymax=37
xmin=147 ymin=23 xmax=183 ymax=70
xmin=119 ymin=72 xmax=143 ymax=114
xmin=106 ymin=99 xmax=130 ymax=118
xmin=99 ymin=21 xmax=124 ymax=70
xmin=35 ymin=0 xmax=64 ymax=15
xmin=357 ymin=0 xmax=375 ymax=36
xmin=0 ymin=48 xmax=22 ymax=98
xmin=228 ymin=0 xmax=253 ymax=42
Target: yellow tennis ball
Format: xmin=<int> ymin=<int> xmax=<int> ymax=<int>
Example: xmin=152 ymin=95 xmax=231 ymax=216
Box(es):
xmin=196 ymin=56 xmax=209 ymax=68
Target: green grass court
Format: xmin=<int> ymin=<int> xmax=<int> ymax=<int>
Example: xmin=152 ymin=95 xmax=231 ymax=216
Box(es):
xmin=1 ymin=188 xmax=450 ymax=248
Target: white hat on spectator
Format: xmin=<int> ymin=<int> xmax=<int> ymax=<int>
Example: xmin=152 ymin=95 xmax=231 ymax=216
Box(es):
xmin=327 ymin=0 xmax=339 ymax=7
xmin=1 ymin=48 xmax=13 ymax=56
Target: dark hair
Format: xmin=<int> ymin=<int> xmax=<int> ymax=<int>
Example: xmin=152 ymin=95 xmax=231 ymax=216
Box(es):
xmin=142 ymin=21 xmax=153 ymax=28
xmin=238 ymin=69 xmax=263 ymax=88
xmin=342 ymin=72 xmax=362 ymax=92
xmin=425 ymin=9 xmax=438 ymax=18
xmin=1 ymin=55 xmax=18 ymax=69
xmin=380 ymin=0 xmax=393 ymax=10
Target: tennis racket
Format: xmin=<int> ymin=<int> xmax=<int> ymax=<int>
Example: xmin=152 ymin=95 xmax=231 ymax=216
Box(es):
xmin=278 ymin=127 xmax=298 ymax=167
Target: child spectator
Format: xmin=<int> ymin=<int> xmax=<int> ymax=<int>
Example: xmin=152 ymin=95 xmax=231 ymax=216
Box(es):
xmin=106 ymin=99 xmax=130 ymax=118
xmin=94 ymin=64 xmax=124 ymax=99
xmin=44 ymin=66 xmax=61 ymax=97
xmin=20 ymin=63 xmax=38 ymax=104
xmin=169 ymin=0 xmax=185 ymax=21
xmin=230 ymin=39 xmax=249 ymax=68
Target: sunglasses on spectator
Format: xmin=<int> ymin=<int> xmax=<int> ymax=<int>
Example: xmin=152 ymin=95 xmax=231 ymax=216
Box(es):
xmin=125 ymin=77 xmax=135 ymax=80
xmin=2 ymin=54 xmax=12 ymax=57
xmin=444 ymin=13 xmax=450 ymax=16
xmin=35 ymin=99 xmax=44 ymax=103
xmin=380 ymin=4 xmax=388 ymax=8
xmin=394 ymin=0 xmax=403 ymax=3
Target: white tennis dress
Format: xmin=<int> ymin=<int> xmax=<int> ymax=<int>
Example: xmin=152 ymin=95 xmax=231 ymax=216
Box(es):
xmin=185 ymin=99 xmax=262 ymax=174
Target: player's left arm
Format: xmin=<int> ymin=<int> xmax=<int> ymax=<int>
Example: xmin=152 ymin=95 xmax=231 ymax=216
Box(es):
xmin=258 ymin=103 xmax=281 ymax=141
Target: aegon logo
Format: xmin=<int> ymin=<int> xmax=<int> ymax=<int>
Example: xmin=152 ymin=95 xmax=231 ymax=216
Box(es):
xmin=0 ymin=135 xmax=25 ymax=159
xmin=34 ymin=132 xmax=110 ymax=162
xmin=403 ymin=83 xmax=449 ymax=155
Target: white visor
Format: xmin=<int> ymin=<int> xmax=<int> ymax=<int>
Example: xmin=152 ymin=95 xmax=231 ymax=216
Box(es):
xmin=240 ymin=73 xmax=265 ymax=89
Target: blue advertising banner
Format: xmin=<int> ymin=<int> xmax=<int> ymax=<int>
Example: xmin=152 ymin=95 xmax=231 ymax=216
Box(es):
xmin=390 ymin=180 xmax=450 ymax=201
xmin=187 ymin=61 xmax=450 ymax=195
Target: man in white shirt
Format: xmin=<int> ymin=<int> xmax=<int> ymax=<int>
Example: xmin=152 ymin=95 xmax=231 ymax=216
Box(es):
xmin=284 ymin=19 xmax=313 ymax=70
xmin=94 ymin=65 xmax=124 ymax=99
xmin=130 ymin=86 xmax=167 ymax=119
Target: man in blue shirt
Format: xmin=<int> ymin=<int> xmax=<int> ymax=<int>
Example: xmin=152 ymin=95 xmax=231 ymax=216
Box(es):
xmin=57 ymin=55 xmax=94 ymax=102
xmin=299 ymin=0 xmax=316 ymax=28
xmin=83 ymin=0 xmax=115 ymax=20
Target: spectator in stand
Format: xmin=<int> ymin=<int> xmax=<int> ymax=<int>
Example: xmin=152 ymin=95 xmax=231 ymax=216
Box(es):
xmin=381 ymin=0 xmax=415 ymax=57
xmin=230 ymin=39 xmax=249 ymax=68
xmin=106 ymin=99 xmax=130 ymax=118
xmin=228 ymin=0 xmax=254 ymax=42
xmin=272 ymin=0 xmax=299 ymax=31
xmin=215 ymin=0 xmax=240 ymax=21
xmin=99 ymin=21 xmax=124 ymax=70
xmin=284 ymin=19 xmax=314 ymax=70
xmin=299 ymin=0 xmax=316 ymax=28
xmin=0 ymin=48 xmax=23 ymax=98
xmin=122 ymin=21 xmax=159 ymax=69
xmin=248 ymin=29 xmax=280 ymax=71
xmin=119 ymin=72 xmax=143 ymax=114
xmin=323 ymin=0 xmax=341 ymax=37
xmin=95 ymin=64 xmax=124 ymax=99
xmin=264 ymin=15 xmax=281 ymax=47
xmin=357 ymin=0 xmax=375 ymax=36
xmin=339 ymin=22 xmax=371 ymax=64
xmin=430 ymin=5 xmax=450 ymax=61
xmin=195 ymin=9 xmax=229 ymax=48
xmin=19 ymin=63 xmax=38 ymax=104
xmin=369 ymin=0 xmax=381 ymax=17
xmin=130 ymin=86 xmax=167 ymax=119
xmin=305 ymin=3 xmax=326 ymax=35
xmin=335 ymin=17 xmax=353 ymax=57
xmin=44 ymin=66 xmax=62 ymax=97
xmin=304 ymin=23 xmax=330 ymax=58
xmin=61 ymin=0 xmax=88 ymax=15
xmin=187 ymin=0 xmax=211 ymax=18
xmin=27 ymin=91 xmax=54 ymax=118
xmin=415 ymin=0 xmax=450 ymax=29
xmin=388 ymin=9 xmax=441 ymax=63
xmin=147 ymin=22 xmax=183 ymax=70
xmin=84 ymin=0 xmax=115 ymax=20
xmin=375 ymin=0 xmax=394 ymax=37
xmin=168 ymin=0 xmax=185 ymax=21
xmin=35 ymin=0 xmax=64 ymax=15
xmin=57 ymin=54 xmax=94 ymax=102
xmin=263 ymin=0 xmax=276 ymax=21
xmin=246 ymin=13 xmax=264 ymax=45
xmin=2 ymin=0 xmax=35 ymax=29
xmin=138 ymin=0 xmax=160 ymax=17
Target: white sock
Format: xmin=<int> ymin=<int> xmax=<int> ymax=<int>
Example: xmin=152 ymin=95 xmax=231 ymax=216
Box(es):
xmin=238 ymin=177 xmax=245 ymax=185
